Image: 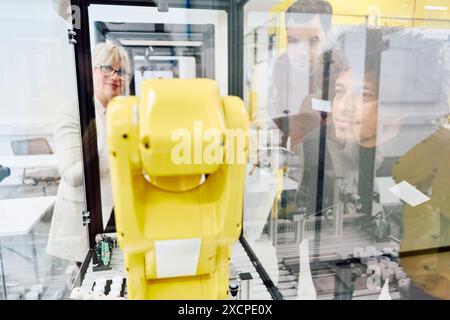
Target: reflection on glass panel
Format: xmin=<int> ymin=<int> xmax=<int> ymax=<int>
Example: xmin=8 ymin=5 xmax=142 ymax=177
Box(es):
xmin=88 ymin=4 xmax=228 ymax=95
xmin=87 ymin=4 xmax=228 ymax=230
xmin=243 ymin=0 xmax=450 ymax=300
xmin=0 ymin=0 xmax=88 ymax=299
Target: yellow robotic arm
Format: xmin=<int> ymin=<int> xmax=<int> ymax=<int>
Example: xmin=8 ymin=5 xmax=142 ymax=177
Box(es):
xmin=106 ymin=79 xmax=249 ymax=299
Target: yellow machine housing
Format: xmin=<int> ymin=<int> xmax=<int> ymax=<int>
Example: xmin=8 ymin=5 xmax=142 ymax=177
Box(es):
xmin=106 ymin=79 xmax=249 ymax=299
xmin=392 ymin=126 xmax=450 ymax=299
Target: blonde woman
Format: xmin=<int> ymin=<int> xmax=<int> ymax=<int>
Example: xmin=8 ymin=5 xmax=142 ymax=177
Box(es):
xmin=47 ymin=43 xmax=131 ymax=267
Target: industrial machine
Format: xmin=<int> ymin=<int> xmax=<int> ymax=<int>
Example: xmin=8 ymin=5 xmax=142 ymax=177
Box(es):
xmin=106 ymin=79 xmax=249 ymax=299
xmin=392 ymin=122 xmax=450 ymax=300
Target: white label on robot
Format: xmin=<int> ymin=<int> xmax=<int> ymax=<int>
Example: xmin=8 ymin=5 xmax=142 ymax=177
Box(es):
xmin=311 ymin=98 xmax=331 ymax=113
xmin=388 ymin=180 xmax=430 ymax=207
xmin=155 ymin=238 xmax=201 ymax=278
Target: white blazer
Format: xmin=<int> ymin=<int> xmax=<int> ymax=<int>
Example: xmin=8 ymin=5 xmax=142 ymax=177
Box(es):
xmin=47 ymin=98 xmax=113 ymax=262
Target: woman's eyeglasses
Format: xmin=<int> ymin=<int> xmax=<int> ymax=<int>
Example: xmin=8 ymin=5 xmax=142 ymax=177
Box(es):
xmin=97 ymin=65 xmax=130 ymax=79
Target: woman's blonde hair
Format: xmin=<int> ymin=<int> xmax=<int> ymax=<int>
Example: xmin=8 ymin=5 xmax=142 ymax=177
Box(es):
xmin=92 ymin=42 xmax=131 ymax=75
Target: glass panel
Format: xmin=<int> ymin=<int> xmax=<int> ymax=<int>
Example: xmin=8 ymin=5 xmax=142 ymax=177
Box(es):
xmin=71 ymin=2 xmax=246 ymax=301
xmin=243 ymin=0 xmax=450 ymax=300
xmin=0 ymin=0 xmax=89 ymax=299
xmin=87 ymin=4 xmax=228 ymax=230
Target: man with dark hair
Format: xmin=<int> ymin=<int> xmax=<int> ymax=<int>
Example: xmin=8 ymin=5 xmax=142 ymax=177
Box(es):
xmin=286 ymin=0 xmax=333 ymax=22
xmin=268 ymin=0 xmax=333 ymax=119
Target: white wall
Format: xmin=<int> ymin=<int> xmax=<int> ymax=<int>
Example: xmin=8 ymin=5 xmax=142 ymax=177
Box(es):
xmin=0 ymin=0 xmax=78 ymax=135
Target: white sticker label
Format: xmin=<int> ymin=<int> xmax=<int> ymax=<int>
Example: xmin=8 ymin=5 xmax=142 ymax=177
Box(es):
xmin=155 ymin=238 xmax=201 ymax=278
xmin=311 ymin=98 xmax=331 ymax=112
xmin=388 ymin=180 xmax=430 ymax=207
